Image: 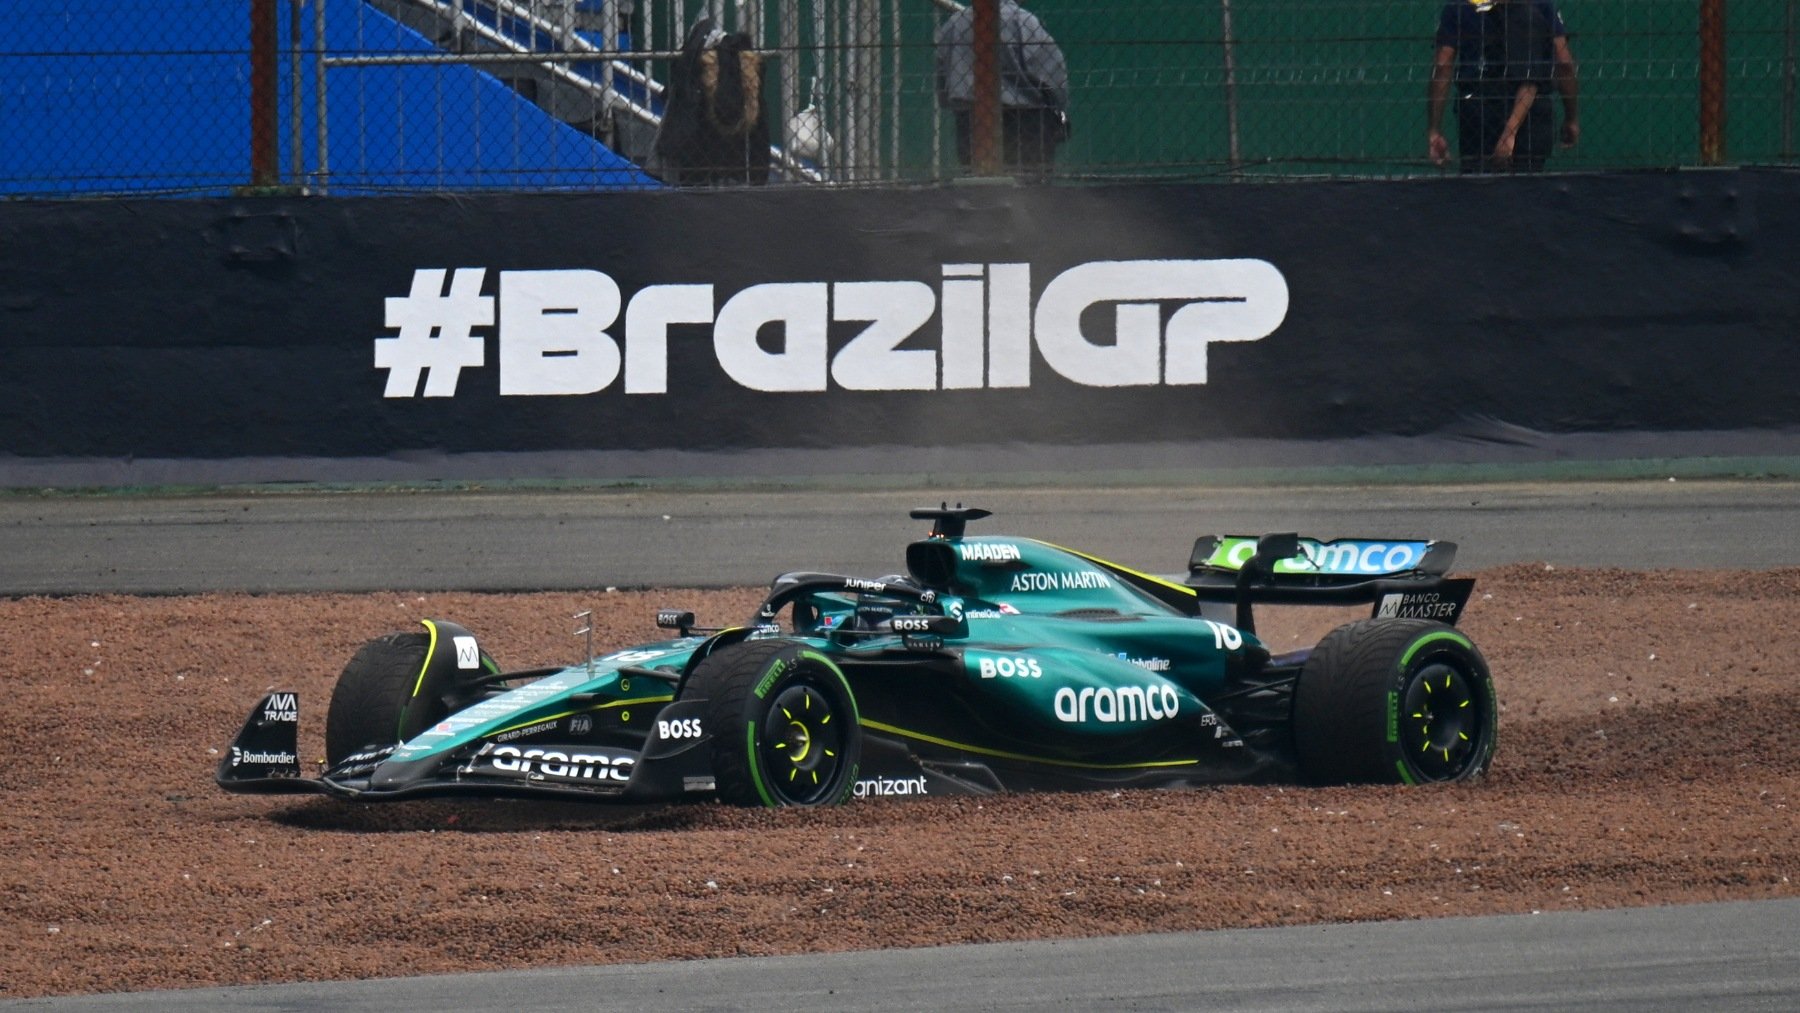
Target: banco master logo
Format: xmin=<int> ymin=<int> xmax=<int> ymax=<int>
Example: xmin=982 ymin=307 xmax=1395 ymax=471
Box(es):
xmin=374 ymin=260 xmax=1288 ymax=397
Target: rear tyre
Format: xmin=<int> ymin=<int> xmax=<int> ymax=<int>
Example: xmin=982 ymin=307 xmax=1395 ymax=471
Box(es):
xmin=324 ymin=632 xmax=435 ymax=766
xmin=684 ymin=640 xmax=862 ymax=807
xmin=1293 ymin=619 xmax=1497 ymax=785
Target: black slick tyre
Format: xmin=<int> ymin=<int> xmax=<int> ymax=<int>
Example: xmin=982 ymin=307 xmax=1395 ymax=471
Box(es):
xmin=683 ymin=639 xmax=862 ymax=807
xmin=1292 ymin=618 xmax=1497 ymax=785
xmin=324 ymin=632 xmax=434 ymax=766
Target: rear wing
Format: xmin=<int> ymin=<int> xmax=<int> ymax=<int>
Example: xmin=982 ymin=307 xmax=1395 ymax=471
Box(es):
xmin=1185 ymin=534 xmax=1474 ymax=633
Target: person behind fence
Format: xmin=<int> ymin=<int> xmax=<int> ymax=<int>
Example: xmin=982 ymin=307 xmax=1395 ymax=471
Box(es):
xmin=1427 ymin=0 xmax=1580 ymax=174
xmin=935 ymin=0 xmax=1070 ymax=180
xmin=651 ymin=17 xmax=769 ymax=186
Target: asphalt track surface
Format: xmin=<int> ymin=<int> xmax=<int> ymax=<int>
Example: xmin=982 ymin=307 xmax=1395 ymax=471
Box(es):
xmin=2 ymin=479 xmax=1798 ymax=595
xmin=4 ymin=479 xmax=1798 ymax=1011
xmin=9 ymin=898 xmax=1798 ymax=1012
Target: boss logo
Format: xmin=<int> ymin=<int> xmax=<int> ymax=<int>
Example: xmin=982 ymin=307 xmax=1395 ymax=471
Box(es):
xmin=977 ymin=655 xmax=1043 ymax=679
xmin=891 ymin=616 xmax=935 ymax=633
xmin=657 ymin=718 xmax=703 ymax=740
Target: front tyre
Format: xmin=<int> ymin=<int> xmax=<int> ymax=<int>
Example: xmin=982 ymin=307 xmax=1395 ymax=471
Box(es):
xmin=324 ymin=632 xmax=434 ymax=766
xmin=1293 ymin=619 xmax=1497 ymax=785
xmin=684 ymin=640 xmax=862 ymax=807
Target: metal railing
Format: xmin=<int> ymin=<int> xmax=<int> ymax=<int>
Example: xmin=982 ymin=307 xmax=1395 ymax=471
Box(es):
xmin=5 ymin=1 xmax=1800 ymax=197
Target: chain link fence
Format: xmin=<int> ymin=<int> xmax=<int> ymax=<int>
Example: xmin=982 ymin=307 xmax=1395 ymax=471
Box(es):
xmin=4 ymin=1 xmax=1797 ymax=196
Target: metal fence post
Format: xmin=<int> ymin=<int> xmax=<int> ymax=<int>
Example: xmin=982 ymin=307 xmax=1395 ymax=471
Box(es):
xmin=1220 ymin=0 xmax=1241 ymax=170
xmin=971 ymin=0 xmax=1000 ymax=175
xmin=1700 ymin=0 xmax=1727 ymax=165
xmin=251 ymin=0 xmax=281 ymax=186
xmin=314 ymin=0 xmax=330 ymax=192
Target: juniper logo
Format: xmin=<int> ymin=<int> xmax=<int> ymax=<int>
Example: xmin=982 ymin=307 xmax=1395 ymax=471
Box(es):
xmin=374 ymin=259 xmax=1289 ymax=397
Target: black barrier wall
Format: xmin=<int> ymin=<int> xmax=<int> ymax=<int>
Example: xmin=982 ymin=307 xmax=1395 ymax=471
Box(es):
xmin=2 ymin=170 xmax=1796 ymax=471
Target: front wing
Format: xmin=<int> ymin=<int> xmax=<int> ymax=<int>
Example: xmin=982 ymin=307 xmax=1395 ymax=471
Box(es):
xmin=215 ymin=693 xmax=720 ymax=804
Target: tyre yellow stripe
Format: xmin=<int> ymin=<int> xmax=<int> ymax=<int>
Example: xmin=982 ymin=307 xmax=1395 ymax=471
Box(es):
xmin=411 ymin=619 xmax=440 ymax=699
xmin=1048 ymin=542 xmax=1198 ymax=598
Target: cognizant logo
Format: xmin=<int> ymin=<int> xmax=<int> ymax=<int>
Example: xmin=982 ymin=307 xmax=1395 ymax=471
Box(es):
xmin=373 ymin=259 xmax=1289 ymax=397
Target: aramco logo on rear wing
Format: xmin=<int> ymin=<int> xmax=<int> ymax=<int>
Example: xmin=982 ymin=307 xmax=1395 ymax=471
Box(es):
xmin=374 ymin=259 xmax=1289 ymax=397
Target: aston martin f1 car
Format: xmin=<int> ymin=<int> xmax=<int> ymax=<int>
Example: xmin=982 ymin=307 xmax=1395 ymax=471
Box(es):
xmin=218 ymin=507 xmax=1497 ymax=808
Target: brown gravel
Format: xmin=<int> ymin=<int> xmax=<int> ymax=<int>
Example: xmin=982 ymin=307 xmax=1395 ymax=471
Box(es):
xmin=2 ymin=566 xmax=1796 ymax=999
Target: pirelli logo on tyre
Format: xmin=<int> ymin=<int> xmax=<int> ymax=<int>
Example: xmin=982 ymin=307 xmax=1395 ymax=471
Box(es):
xmin=754 ymin=660 xmax=787 ymax=699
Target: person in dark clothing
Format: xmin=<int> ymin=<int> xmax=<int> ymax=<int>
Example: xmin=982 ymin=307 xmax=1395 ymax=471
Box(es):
xmin=1427 ymin=0 xmax=1580 ymax=174
xmin=935 ymin=0 xmax=1070 ymax=180
xmin=651 ymin=18 xmax=770 ymax=186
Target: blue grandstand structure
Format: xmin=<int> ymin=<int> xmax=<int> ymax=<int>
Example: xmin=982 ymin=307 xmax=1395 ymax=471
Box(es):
xmin=2 ymin=1 xmax=659 ymax=196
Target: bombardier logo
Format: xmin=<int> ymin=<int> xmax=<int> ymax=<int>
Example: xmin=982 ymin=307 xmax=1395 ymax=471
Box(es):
xmin=375 ymin=259 xmax=1289 ymax=397
xmin=231 ymin=746 xmax=298 ymax=767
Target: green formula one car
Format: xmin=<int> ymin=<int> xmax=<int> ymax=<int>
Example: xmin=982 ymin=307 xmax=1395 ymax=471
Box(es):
xmin=218 ymin=506 xmax=1496 ymax=807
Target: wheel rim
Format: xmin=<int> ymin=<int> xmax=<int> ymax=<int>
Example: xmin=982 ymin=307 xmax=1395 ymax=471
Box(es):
xmin=1401 ymin=660 xmax=1483 ymax=780
xmin=758 ymin=680 xmax=849 ymax=804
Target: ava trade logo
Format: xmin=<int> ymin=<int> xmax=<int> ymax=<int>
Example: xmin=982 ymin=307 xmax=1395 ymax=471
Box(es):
xmin=372 ymin=259 xmax=1289 ymax=397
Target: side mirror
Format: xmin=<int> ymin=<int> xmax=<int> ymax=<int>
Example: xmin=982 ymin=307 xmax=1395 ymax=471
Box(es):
xmin=656 ymin=609 xmax=696 ymax=635
xmin=1234 ymin=533 xmax=1299 ymax=637
xmin=1250 ymin=533 xmax=1301 ymax=575
xmin=905 ymin=540 xmax=958 ymax=589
